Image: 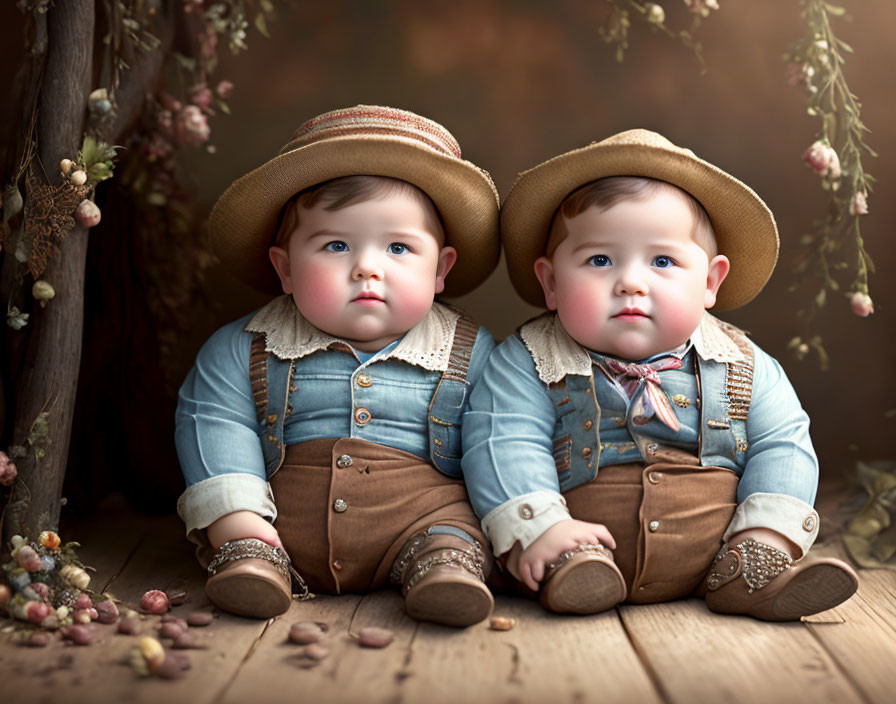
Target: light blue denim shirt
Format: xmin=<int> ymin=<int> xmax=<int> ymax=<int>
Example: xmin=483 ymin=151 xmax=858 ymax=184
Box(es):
xmin=176 ymin=297 xmax=494 ymax=537
xmin=461 ymin=316 xmax=820 ymax=557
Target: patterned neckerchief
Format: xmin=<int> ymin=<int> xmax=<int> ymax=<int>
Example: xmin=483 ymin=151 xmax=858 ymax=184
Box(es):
xmin=590 ymin=345 xmax=690 ymax=431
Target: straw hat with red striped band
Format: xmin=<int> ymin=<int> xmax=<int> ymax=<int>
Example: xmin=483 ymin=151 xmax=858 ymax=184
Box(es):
xmin=501 ymin=129 xmax=779 ymax=311
xmin=210 ymin=105 xmax=500 ymax=297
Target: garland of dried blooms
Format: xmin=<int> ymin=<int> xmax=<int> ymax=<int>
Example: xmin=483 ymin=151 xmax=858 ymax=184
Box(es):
xmin=786 ymin=0 xmax=875 ymax=370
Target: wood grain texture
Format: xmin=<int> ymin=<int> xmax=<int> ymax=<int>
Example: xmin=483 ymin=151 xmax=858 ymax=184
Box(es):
xmin=618 ymin=598 xmax=864 ymax=704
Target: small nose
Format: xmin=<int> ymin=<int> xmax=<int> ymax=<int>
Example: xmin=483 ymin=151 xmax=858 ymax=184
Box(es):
xmin=352 ymin=249 xmax=384 ymax=281
xmin=614 ymin=264 xmax=648 ymax=296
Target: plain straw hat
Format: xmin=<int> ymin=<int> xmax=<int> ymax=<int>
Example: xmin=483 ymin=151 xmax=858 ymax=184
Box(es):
xmin=501 ymin=128 xmax=779 ymax=311
xmin=210 ymin=105 xmax=500 ymax=297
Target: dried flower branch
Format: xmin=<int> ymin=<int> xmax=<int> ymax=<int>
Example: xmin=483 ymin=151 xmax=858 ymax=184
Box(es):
xmin=599 ymin=0 xmax=717 ymax=66
xmin=787 ymin=0 xmax=876 ymax=368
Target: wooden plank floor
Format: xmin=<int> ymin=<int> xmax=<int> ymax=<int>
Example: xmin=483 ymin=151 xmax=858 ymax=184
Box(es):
xmin=2 ymin=492 xmax=895 ymax=704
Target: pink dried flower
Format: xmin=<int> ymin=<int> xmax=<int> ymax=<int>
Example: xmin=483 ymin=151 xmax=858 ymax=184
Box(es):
xmin=215 ymin=80 xmax=234 ymax=99
xmin=74 ymin=592 xmax=93 ymax=610
xmin=29 ymin=582 xmax=51 ymax=601
xmin=25 ymin=600 xmax=52 ymax=624
xmin=0 ymin=450 xmax=17 ymax=487
xmin=175 ymin=105 xmax=211 ymax=147
xmin=16 ymin=545 xmax=43 ymax=572
xmin=850 ymin=191 xmax=868 ymax=215
xmin=190 ymin=83 xmax=214 ymax=112
xmin=159 ymin=92 xmax=182 ymax=113
xmin=786 ymin=61 xmax=814 ymax=87
xmin=183 ymin=0 xmax=205 ymax=13
xmin=684 ymin=0 xmax=719 ymax=17
xmin=200 ymin=21 xmax=218 ymax=59
xmin=850 ymin=291 xmax=874 ymax=317
xmin=141 ymin=589 xmax=170 ymax=614
xmin=802 ymin=141 xmax=841 ymax=179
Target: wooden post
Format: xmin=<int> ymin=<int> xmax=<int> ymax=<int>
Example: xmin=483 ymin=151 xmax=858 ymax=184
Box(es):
xmin=3 ymin=0 xmax=95 ymax=540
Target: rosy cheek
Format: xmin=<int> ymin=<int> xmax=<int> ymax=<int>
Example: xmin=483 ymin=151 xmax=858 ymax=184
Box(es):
xmin=292 ymin=265 xmax=342 ymax=317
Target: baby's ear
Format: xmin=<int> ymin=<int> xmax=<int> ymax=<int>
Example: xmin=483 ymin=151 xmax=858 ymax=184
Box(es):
xmin=533 ymin=256 xmax=558 ymax=310
xmin=433 ymin=246 xmax=457 ymax=294
xmin=704 ymin=254 xmax=730 ymax=309
xmin=268 ymin=246 xmax=293 ymax=294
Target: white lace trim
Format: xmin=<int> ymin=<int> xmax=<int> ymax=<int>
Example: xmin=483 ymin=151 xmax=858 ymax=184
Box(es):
xmin=244 ymin=295 xmax=462 ymax=372
xmin=520 ymin=311 xmax=747 ymax=385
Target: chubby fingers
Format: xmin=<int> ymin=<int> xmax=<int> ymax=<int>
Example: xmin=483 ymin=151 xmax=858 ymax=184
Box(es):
xmin=591 ymin=524 xmax=616 ymax=550
xmin=519 ymin=562 xmax=541 ymax=592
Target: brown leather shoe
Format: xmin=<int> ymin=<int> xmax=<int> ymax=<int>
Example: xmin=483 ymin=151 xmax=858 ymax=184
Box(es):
xmin=539 ymin=544 xmax=627 ymax=614
xmin=704 ymin=538 xmax=858 ymax=621
xmin=393 ymin=532 xmax=494 ymax=628
xmin=205 ymin=538 xmax=296 ymax=619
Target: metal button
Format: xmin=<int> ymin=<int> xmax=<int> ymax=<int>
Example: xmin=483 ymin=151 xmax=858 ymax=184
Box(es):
xmin=647 ymin=470 xmax=663 ymax=484
xmin=357 ymin=374 xmax=372 ymax=387
xmin=354 ymin=407 xmax=371 ymax=425
xmin=332 ymin=560 xmax=343 ymax=571
xmin=648 ymin=520 xmax=660 ymax=533
xmin=584 ymin=420 xmax=593 ymax=430
xmin=582 ymin=447 xmax=592 ymax=458
xmin=646 ymin=443 xmax=658 ymax=455
xmin=802 ymin=515 xmax=817 ymax=532
xmin=519 ymin=504 xmax=534 ymax=520
xmin=333 ymin=499 xmax=348 ymax=513
xmin=336 ymin=454 xmax=353 ymax=468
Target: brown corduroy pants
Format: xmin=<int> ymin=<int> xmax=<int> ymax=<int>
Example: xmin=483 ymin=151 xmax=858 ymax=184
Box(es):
xmin=563 ymin=460 xmax=739 ymax=603
xmin=270 ymin=438 xmax=484 ymax=595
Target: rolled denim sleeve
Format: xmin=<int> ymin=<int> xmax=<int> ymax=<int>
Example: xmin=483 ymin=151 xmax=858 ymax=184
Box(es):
xmin=462 ymin=335 xmax=570 ymax=554
xmin=174 ymin=315 xmax=275 ymax=534
xmin=728 ymin=343 xmax=819 ymax=555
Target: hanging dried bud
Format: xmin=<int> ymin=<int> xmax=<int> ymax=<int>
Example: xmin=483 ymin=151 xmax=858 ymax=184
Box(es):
xmin=60 ymin=564 xmax=91 ymax=590
xmin=850 ymin=291 xmax=874 ymax=317
xmin=60 ymin=158 xmax=74 ymax=174
xmin=75 ymin=199 xmax=101 ymax=228
xmin=32 ymin=280 xmax=56 ymax=308
xmin=88 ymin=88 xmax=112 ymax=115
xmin=850 ymin=191 xmax=869 ymax=216
xmin=2 ymin=184 xmax=23 ymax=221
xmin=69 ymin=170 xmax=88 ymax=186
xmin=802 ymin=141 xmax=841 ymax=179
xmin=645 ymin=3 xmax=665 ymax=24
xmin=215 ymin=80 xmax=234 ymax=99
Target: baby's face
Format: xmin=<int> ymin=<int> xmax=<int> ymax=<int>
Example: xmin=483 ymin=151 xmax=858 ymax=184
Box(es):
xmin=534 ymin=189 xmax=729 ymax=360
xmin=269 ymin=192 xmax=456 ymax=352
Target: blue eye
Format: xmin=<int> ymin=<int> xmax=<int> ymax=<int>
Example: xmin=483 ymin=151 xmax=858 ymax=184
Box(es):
xmin=325 ymin=241 xmax=349 ymax=252
xmin=652 ymin=255 xmax=674 ymax=268
xmin=388 ymin=243 xmax=409 ymax=255
xmin=587 ymin=255 xmax=611 ymax=267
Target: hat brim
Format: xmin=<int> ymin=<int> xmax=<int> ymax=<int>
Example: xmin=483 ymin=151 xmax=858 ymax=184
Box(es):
xmin=501 ymin=141 xmax=779 ymax=311
xmin=210 ymin=135 xmax=500 ymax=297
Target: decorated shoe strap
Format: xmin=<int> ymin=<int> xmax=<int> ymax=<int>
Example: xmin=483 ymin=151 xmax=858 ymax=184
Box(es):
xmin=706 ymin=537 xmax=793 ymax=593
xmin=207 ymin=537 xmax=314 ymax=600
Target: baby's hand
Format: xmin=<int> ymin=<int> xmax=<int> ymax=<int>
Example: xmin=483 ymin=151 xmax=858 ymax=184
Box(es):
xmin=506 ymin=519 xmax=615 ymax=592
xmin=206 ymin=510 xmax=283 ymax=551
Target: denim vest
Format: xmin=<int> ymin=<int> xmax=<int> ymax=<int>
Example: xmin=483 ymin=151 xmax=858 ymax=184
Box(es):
xmin=524 ymin=315 xmax=754 ymax=493
xmin=249 ymin=312 xmax=480 ymax=479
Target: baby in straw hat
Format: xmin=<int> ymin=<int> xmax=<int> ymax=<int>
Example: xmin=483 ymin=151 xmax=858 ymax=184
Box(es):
xmin=175 ymin=106 xmax=500 ymax=626
xmin=462 ymin=129 xmax=858 ymax=620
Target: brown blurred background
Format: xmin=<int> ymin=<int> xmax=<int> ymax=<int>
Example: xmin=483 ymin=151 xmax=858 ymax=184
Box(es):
xmin=3 ymin=1 xmax=895 ymax=512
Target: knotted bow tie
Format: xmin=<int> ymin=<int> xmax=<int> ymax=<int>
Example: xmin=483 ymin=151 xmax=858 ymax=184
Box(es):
xmin=603 ymin=356 xmax=683 ymax=431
